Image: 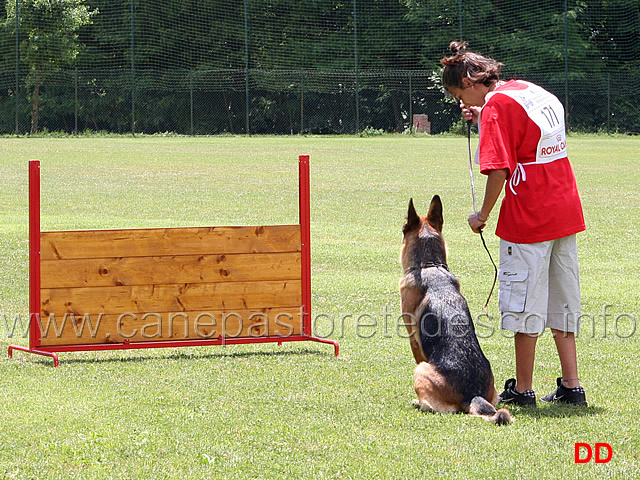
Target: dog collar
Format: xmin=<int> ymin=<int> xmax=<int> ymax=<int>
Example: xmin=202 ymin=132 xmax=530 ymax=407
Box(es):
xmin=405 ymin=262 xmax=449 ymax=274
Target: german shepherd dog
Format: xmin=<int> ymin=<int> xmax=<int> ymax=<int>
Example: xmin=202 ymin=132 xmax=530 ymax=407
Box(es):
xmin=399 ymin=196 xmax=511 ymax=425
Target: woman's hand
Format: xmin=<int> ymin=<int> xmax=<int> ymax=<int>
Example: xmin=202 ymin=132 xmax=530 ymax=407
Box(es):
xmin=468 ymin=212 xmax=487 ymax=233
xmin=460 ymin=102 xmax=480 ymax=124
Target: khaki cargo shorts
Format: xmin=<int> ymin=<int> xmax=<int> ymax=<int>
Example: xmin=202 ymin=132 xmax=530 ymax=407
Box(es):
xmin=499 ymin=234 xmax=581 ymax=335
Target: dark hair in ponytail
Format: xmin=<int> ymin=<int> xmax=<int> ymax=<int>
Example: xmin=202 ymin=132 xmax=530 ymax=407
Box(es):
xmin=440 ymin=41 xmax=503 ymax=89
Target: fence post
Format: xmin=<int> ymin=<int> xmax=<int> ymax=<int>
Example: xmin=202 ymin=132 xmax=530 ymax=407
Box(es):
xmin=458 ymin=0 xmax=463 ymax=40
xmin=14 ymin=0 xmax=19 ymax=135
xmin=190 ymin=70 xmax=194 ymax=136
xmin=130 ymin=0 xmax=136 ymax=136
xmin=607 ymin=72 xmax=611 ymax=134
xmin=243 ymin=0 xmax=250 ymax=135
xmin=353 ymin=0 xmax=360 ymax=134
xmin=408 ymin=72 xmax=413 ymax=134
xmin=300 ymin=71 xmax=304 ymax=134
xmin=74 ymin=67 xmax=78 ymax=135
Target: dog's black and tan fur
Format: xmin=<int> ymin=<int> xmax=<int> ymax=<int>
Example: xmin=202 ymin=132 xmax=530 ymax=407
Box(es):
xmin=399 ymin=196 xmax=511 ymax=425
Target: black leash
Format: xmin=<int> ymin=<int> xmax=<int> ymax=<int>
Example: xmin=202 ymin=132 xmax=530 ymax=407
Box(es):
xmin=478 ymin=229 xmax=497 ymax=312
xmin=467 ymin=120 xmax=497 ymax=312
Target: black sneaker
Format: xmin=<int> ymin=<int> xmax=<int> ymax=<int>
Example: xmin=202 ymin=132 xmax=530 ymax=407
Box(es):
xmin=498 ymin=378 xmax=537 ymax=407
xmin=541 ymin=377 xmax=588 ymax=406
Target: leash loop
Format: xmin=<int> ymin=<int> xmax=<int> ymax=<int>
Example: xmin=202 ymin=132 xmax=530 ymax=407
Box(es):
xmin=478 ymin=230 xmax=497 ymax=312
xmin=467 ymin=121 xmax=478 ymax=213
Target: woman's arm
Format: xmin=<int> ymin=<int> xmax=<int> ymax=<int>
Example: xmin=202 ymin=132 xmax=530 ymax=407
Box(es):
xmin=468 ymin=168 xmax=509 ymax=233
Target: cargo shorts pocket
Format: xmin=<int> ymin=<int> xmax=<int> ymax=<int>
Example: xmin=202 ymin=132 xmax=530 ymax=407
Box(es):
xmin=498 ymin=269 xmax=529 ymax=313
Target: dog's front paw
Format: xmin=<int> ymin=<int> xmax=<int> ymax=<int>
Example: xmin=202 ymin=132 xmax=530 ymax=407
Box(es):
xmin=412 ymin=398 xmax=434 ymax=412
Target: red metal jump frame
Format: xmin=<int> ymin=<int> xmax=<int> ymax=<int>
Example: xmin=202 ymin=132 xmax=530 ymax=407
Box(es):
xmin=8 ymin=156 xmax=338 ymax=367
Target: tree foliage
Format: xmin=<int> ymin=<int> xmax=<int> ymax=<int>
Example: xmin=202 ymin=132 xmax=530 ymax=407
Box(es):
xmin=1 ymin=0 xmax=638 ymax=134
xmin=5 ymin=0 xmax=95 ymax=133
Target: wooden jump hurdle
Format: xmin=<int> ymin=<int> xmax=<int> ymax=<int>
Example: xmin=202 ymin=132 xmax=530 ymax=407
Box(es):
xmin=8 ymin=156 xmax=338 ymax=366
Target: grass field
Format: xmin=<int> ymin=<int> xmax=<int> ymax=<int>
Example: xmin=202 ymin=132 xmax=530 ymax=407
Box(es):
xmin=1 ymin=134 xmax=639 ymax=479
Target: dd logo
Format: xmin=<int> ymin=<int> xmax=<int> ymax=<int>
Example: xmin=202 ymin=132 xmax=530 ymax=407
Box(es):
xmin=575 ymin=443 xmax=613 ymax=463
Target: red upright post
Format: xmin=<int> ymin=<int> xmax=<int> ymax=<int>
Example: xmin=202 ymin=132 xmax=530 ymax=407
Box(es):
xmin=8 ymin=161 xmax=59 ymax=366
xmin=298 ymin=155 xmax=312 ymax=335
xmin=29 ymin=160 xmax=42 ymax=349
xmin=298 ymin=155 xmax=339 ymax=356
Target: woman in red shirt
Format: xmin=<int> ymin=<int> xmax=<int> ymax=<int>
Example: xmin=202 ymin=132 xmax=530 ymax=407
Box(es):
xmin=440 ymin=41 xmax=587 ymax=407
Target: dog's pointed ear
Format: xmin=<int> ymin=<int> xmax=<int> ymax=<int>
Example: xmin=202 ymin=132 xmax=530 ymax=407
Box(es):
xmin=427 ymin=195 xmax=444 ymax=233
xmin=403 ymin=198 xmax=420 ymax=235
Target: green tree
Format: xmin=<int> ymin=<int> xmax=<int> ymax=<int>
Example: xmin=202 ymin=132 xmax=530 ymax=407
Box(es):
xmin=5 ymin=0 xmax=95 ymax=133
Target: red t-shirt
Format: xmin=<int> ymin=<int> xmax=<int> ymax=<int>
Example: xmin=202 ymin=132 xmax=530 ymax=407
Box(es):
xmin=478 ymin=80 xmax=585 ymax=244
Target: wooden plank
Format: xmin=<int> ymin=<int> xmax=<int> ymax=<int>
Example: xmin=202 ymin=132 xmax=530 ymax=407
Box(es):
xmin=38 ymin=308 xmax=303 ymax=346
xmin=41 ymin=252 xmax=301 ymax=289
xmin=41 ymin=280 xmax=302 ymax=317
xmin=41 ymin=225 xmax=301 ymax=260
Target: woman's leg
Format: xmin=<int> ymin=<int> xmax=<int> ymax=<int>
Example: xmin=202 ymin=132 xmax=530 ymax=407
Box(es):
xmin=551 ymin=329 xmax=580 ymax=388
xmin=514 ymin=332 xmax=538 ymax=391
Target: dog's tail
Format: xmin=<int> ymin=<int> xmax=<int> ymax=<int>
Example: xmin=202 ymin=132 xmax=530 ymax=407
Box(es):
xmin=469 ymin=396 xmax=513 ymax=425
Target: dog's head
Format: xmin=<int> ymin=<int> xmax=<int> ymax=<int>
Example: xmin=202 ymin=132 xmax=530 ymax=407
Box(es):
xmin=400 ymin=196 xmax=447 ymax=273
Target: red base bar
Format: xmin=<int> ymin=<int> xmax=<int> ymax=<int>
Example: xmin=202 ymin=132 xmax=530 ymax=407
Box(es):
xmin=8 ymin=335 xmax=339 ymax=367
xmin=8 ymin=345 xmax=60 ymax=368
